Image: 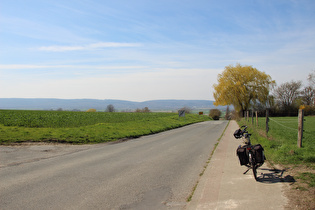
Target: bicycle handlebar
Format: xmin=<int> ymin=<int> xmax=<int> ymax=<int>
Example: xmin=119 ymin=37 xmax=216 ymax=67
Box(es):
xmin=241 ymin=125 xmax=248 ymax=133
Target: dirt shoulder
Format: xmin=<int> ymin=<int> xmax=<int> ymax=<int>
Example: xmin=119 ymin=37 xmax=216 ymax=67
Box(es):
xmin=280 ymin=165 xmax=315 ymax=210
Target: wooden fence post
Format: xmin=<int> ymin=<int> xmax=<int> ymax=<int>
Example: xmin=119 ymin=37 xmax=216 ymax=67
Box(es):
xmin=266 ymin=109 xmax=269 ymax=135
xmin=251 ymin=110 xmax=254 ymax=125
xmin=298 ymin=109 xmax=304 ymax=148
xmin=247 ymin=111 xmax=249 ymax=122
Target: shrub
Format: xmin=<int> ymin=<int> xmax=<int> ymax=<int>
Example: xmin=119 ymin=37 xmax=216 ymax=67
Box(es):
xmin=86 ymin=108 xmax=96 ymax=112
xmin=209 ymin=109 xmax=221 ymax=120
xmin=179 ymin=107 xmax=192 ymax=114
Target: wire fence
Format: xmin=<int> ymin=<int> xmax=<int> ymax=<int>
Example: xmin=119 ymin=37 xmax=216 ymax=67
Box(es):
xmin=243 ymin=109 xmax=308 ymax=147
xmin=268 ymin=117 xmax=298 ymax=132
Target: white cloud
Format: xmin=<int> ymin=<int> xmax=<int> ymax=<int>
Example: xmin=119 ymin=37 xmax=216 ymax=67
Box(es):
xmin=37 ymin=46 xmax=85 ymax=52
xmin=37 ymin=42 xmax=141 ymax=52
xmin=0 ymin=64 xmax=146 ymax=70
xmin=0 ymin=64 xmax=51 ymax=69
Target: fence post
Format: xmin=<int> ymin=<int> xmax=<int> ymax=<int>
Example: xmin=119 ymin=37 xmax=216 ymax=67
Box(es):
xmin=266 ymin=109 xmax=269 ymax=135
xmin=251 ymin=110 xmax=254 ymax=125
xmin=247 ymin=111 xmax=249 ymax=122
xmin=298 ymin=109 xmax=304 ymax=148
xmin=255 ymin=111 xmax=258 ymax=127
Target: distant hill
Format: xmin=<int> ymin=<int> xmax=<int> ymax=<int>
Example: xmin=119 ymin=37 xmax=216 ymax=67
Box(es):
xmin=0 ymin=98 xmax=226 ymax=111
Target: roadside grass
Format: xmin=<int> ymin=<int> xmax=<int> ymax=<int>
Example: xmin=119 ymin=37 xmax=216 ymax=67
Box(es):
xmin=237 ymin=116 xmax=315 ymax=209
xmin=296 ymin=172 xmax=315 ymax=188
xmin=0 ymin=110 xmax=210 ymax=144
xmin=238 ymin=116 xmax=315 ymax=165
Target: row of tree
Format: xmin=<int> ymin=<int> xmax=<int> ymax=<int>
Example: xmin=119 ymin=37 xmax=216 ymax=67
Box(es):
xmin=104 ymin=105 xmax=152 ymax=113
xmin=213 ymin=64 xmax=315 ymax=117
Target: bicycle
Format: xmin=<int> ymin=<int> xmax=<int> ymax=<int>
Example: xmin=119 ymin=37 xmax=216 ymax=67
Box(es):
xmin=234 ymin=125 xmax=265 ymax=181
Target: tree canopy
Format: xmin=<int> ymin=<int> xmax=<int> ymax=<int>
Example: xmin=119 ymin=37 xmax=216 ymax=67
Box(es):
xmin=274 ymin=80 xmax=302 ymax=108
xmin=213 ymin=64 xmax=275 ymax=113
xmin=105 ymin=104 xmax=115 ymax=112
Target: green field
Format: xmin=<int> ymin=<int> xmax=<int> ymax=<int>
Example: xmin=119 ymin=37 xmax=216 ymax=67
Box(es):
xmin=0 ymin=110 xmax=210 ymax=144
xmin=238 ymin=116 xmax=315 ymax=165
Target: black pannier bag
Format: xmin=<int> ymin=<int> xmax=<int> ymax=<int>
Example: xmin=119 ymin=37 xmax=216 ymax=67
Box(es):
xmin=233 ymin=129 xmax=243 ymax=139
xmin=253 ymin=144 xmax=265 ymax=164
xmin=236 ymin=146 xmax=249 ymax=165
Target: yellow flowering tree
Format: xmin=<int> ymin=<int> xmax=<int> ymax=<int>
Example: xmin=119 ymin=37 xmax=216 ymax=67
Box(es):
xmin=213 ymin=64 xmax=275 ymax=114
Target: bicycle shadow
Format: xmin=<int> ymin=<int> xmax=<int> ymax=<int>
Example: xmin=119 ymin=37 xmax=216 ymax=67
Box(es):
xmin=255 ymin=168 xmax=295 ymax=184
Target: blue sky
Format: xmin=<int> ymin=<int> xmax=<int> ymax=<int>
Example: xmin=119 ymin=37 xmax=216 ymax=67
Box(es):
xmin=1 ymin=0 xmax=314 ymax=101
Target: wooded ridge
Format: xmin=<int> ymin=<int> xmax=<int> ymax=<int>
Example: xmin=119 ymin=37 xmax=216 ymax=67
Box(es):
xmin=0 ymin=98 xmax=223 ymax=111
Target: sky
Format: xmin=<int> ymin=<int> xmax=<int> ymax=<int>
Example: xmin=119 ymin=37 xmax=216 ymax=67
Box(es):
xmin=0 ymin=0 xmax=314 ymax=102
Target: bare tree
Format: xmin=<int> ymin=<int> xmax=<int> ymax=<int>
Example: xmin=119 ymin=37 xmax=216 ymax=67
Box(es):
xmin=225 ymin=106 xmax=231 ymax=120
xmin=301 ymin=86 xmax=314 ymax=105
xmin=142 ymin=107 xmax=151 ymax=113
xmin=308 ymin=70 xmax=315 ymax=87
xmin=274 ymin=80 xmax=302 ymax=108
xmin=179 ymin=107 xmax=191 ymax=114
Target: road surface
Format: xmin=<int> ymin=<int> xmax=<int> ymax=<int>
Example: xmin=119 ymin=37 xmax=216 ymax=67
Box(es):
xmin=0 ymin=121 xmax=228 ymax=209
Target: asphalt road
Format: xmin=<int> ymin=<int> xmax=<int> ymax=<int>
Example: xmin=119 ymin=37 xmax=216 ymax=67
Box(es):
xmin=0 ymin=120 xmax=228 ymax=210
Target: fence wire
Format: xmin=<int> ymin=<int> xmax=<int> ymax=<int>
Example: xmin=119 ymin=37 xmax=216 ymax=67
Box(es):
xmin=269 ymin=117 xmax=298 ymax=132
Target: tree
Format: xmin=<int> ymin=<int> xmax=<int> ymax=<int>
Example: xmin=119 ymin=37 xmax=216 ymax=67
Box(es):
xmin=142 ymin=107 xmax=151 ymax=113
xmin=225 ymin=106 xmax=231 ymax=120
xmin=135 ymin=107 xmax=151 ymax=113
xmin=179 ymin=107 xmax=191 ymax=114
xmin=274 ymin=80 xmax=302 ymax=109
xmin=105 ymin=104 xmax=115 ymax=112
xmin=213 ymin=64 xmax=275 ymax=114
xmin=301 ymin=86 xmax=314 ymax=106
xmin=305 ymin=70 xmax=315 ymax=106
xmin=308 ymin=70 xmax=315 ymax=87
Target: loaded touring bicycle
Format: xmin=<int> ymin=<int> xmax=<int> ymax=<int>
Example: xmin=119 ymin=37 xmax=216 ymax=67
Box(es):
xmin=234 ymin=125 xmax=266 ymax=181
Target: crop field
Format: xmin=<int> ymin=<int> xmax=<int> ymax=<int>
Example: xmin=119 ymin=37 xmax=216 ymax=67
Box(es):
xmin=239 ymin=116 xmax=315 ymax=165
xmin=0 ymin=110 xmax=176 ymax=128
xmin=0 ymin=110 xmax=210 ymax=144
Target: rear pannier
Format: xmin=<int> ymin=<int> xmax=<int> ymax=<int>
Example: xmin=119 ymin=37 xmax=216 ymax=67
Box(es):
xmin=253 ymin=144 xmax=265 ymax=164
xmin=236 ymin=146 xmax=249 ymax=165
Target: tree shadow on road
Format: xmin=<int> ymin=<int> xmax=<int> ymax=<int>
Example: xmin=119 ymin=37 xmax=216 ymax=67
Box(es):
xmin=255 ymin=168 xmax=296 ymax=184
